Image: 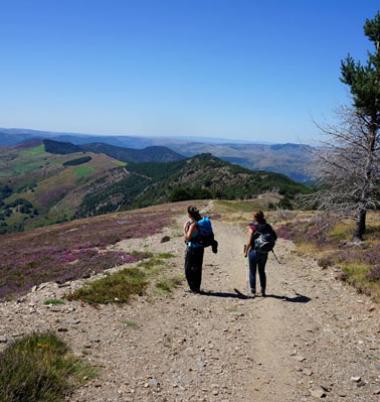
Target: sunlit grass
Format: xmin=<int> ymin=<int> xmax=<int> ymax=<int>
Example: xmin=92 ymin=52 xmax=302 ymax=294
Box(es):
xmin=44 ymin=298 xmax=65 ymax=306
xmin=66 ymin=253 xmax=175 ymax=304
xmin=73 ymin=165 xmax=96 ymax=179
xmin=0 ymin=332 xmax=95 ymax=402
xmin=67 ymin=267 xmax=148 ymax=304
xmin=155 ymin=275 xmax=184 ymax=295
xmin=328 ymin=220 xmax=354 ymax=241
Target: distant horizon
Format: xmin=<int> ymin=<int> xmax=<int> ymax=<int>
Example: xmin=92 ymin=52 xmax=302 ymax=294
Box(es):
xmin=0 ymin=126 xmax=315 ymax=146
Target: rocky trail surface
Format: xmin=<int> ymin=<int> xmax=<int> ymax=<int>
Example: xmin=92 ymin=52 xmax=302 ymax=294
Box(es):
xmin=1 ymin=217 xmax=379 ymax=401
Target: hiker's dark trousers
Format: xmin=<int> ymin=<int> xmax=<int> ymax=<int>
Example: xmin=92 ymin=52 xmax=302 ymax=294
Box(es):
xmin=248 ymin=249 xmax=268 ymax=292
xmin=185 ymin=247 xmax=204 ymax=292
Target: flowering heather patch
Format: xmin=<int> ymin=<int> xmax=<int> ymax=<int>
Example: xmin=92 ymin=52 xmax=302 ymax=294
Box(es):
xmin=37 ymin=185 xmax=73 ymax=209
xmin=0 ymin=209 xmax=171 ymax=300
xmin=335 ymin=247 xmax=380 ymax=268
xmin=275 ymin=210 xmax=380 ymax=300
xmin=367 ymin=265 xmax=380 ymax=282
xmin=276 ymin=214 xmax=339 ymax=246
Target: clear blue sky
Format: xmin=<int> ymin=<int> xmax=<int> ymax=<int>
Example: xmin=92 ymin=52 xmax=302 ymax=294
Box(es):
xmin=0 ymin=0 xmax=378 ymax=143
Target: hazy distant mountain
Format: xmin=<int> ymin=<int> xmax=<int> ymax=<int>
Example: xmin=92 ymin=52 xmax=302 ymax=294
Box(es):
xmin=80 ymin=142 xmax=184 ymax=163
xmin=0 ymin=128 xmax=316 ymax=182
xmin=0 ymin=131 xmax=39 ymax=146
xmin=42 ymin=139 xmax=184 ymax=163
xmin=167 ymin=142 xmax=316 ymax=182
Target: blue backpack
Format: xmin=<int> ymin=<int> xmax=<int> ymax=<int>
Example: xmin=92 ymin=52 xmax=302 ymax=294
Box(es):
xmin=196 ymin=217 xmax=215 ymax=247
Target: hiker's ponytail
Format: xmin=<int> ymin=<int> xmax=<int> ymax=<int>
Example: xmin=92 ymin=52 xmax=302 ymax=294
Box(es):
xmin=188 ymin=205 xmax=202 ymax=222
xmin=254 ymin=210 xmax=266 ymax=224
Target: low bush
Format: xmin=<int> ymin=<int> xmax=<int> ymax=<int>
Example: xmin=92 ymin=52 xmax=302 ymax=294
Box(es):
xmin=44 ymin=299 xmax=65 ymax=306
xmin=155 ymin=276 xmax=183 ymax=294
xmin=66 ymin=253 xmax=175 ymax=304
xmin=317 ymin=255 xmax=334 ymax=269
xmin=277 ymin=211 xmax=380 ymax=301
xmin=0 ymin=332 xmax=94 ymax=402
xmin=367 ymin=265 xmax=380 ymax=282
xmin=67 ymin=267 xmax=147 ymax=304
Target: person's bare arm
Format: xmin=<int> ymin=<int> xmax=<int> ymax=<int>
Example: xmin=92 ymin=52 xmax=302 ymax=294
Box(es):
xmin=184 ymin=221 xmax=197 ymax=241
xmin=244 ymin=231 xmax=253 ymax=257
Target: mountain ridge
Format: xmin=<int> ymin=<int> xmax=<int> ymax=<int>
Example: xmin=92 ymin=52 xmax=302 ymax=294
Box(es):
xmin=0 ymin=128 xmax=315 ymax=182
xmin=0 ymin=142 xmax=308 ymax=234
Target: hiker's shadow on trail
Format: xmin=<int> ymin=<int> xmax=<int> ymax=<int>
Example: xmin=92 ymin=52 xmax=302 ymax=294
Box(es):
xmin=265 ymin=293 xmax=311 ymax=304
xmin=200 ymin=290 xmax=250 ymax=300
xmin=199 ymin=290 xmax=311 ymax=303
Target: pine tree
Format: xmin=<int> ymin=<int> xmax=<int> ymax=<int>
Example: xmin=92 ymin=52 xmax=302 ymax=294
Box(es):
xmin=334 ymin=12 xmax=380 ymax=239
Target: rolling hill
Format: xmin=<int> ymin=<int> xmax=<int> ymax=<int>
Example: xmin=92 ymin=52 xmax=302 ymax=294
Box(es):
xmin=0 ymin=128 xmax=316 ymax=182
xmin=0 ymin=140 xmax=128 ymax=233
xmin=167 ymin=142 xmax=316 ymax=183
xmin=78 ymin=153 xmax=309 ymax=216
xmin=80 ymin=142 xmax=184 ymax=163
xmin=0 ymin=139 xmax=308 ymax=234
xmin=43 ymin=139 xmax=184 ymax=163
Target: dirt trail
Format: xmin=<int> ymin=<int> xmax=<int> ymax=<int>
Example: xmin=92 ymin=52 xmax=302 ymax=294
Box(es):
xmin=1 ymin=218 xmax=379 ymax=401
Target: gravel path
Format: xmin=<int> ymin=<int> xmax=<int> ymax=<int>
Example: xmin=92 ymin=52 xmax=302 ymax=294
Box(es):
xmin=1 ymin=218 xmax=379 ymax=401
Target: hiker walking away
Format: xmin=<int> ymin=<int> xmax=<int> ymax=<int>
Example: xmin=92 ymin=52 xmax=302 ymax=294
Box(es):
xmin=244 ymin=210 xmax=277 ymax=297
xmin=184 ymin=206 xmax=218 ymax=293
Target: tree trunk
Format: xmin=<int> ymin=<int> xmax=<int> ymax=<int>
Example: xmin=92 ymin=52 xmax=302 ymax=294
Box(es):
xmin=353 ymin=208 xmax=366 ymax=240
xmin=352 ymin=122 xmax=377 ymax=241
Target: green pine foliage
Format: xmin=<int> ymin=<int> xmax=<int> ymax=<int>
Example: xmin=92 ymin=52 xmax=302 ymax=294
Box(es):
xmin=341 ymin=12 xmax=380 ymax=117
xmin=63 ymin=156 xmax=92 ymax=167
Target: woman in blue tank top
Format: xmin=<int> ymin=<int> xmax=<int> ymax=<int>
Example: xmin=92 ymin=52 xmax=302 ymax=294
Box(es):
xmin=183 ymin=205 xmax=204 ymax=293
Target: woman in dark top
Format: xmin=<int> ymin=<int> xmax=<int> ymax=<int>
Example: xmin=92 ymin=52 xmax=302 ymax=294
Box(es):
xmin=183 ymin=206 xmax=204 ymax=293
xmin=244 ymin=210 xmax=277 ymax=297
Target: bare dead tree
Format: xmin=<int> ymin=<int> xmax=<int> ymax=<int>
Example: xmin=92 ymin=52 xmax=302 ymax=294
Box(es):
xmin=315 ymin=12 xmax=380 ymax=240
xmin=315 ymin=108 xmax=380 ymax=231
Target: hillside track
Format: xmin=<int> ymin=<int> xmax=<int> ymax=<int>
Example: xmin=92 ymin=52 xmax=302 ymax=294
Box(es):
xmin=1 ymin=217 xmax=379 ymax=401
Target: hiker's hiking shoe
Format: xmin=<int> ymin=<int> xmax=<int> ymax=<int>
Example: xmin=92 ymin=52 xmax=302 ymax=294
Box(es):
xmin=261 ymin=291 xmax=266 ymax=297
xmin=250 ymin=289 xmax=256 ymax=298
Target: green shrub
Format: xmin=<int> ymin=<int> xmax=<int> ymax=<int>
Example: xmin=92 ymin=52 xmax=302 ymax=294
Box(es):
xmin=317 ymin=255 xmax=334 ymax=269
xmin=155 ymin=276 xmax=183 ymax=294
xmin=66 ymin=253 xmax=175 ymax=304
xmin=67 ymin=267 xmax=147 ymax=304
xmin=44 ymin=299 xmax=65 ymax=306
xmin=0 ymin=332 xmax=94 ymax=402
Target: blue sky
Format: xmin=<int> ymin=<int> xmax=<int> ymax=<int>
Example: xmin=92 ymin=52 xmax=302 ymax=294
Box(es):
xmin=0 ymin=0 xmax=378 ymax=143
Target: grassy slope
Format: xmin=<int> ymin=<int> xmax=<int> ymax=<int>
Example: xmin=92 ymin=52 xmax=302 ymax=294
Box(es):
xmin=0 ymin=143 xmax=127 ymax=231
xmin=1 ymin=143 xmax=308 ymax=233
xmin=131 ymin=154 xmax=309 ymax=207
xmin=0 ymin=202 xmax=184 ymax=300
xmin=77 ymin=154 xmax=308 ymax=216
